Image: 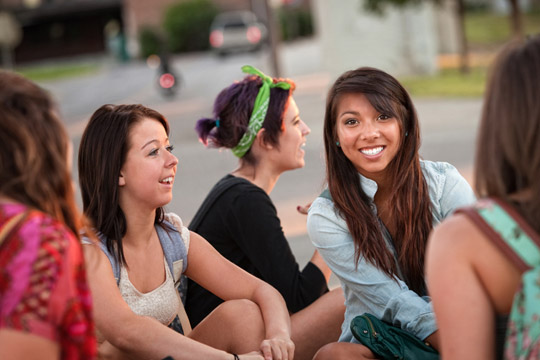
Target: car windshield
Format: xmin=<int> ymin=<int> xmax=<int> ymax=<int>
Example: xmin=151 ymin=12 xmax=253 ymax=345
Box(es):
xmin=223 ymin=21 xmax=247 ymax=29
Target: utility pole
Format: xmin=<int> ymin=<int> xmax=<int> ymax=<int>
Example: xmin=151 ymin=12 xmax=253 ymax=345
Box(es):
xmin=263 ymin=0 xmax=281 ymax=78
xmin=0 ymin=11 xmax=22 ymax=69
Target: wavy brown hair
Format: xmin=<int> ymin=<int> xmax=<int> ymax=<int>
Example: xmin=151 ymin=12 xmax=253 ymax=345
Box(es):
xmin=0 ymin=70 xmax=83 ymax=237
xmin=78 ymin=104 xmax=170 ymax=266
xmin=323 ymin=67 xmax=432 ymax=294
xmin=475 ymin=35 xmax=540 ymax=233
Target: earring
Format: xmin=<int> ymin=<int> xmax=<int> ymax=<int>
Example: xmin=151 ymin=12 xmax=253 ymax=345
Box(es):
xmin=405 ymin=131 xmax=408 ymax=137
xmin=336 ymin=141 xmax=340 ymax=147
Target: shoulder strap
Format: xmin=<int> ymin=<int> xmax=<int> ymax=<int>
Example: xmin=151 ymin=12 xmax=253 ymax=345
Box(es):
xmin=93 ymin=234 xmax=122 ymax=284
xmin=0 ymin=211 xmax=28 ymax=245
xmin=456 ymin=198 xmax=540 ymax=273
xmin=156 ymin=221 xmax=188 ymax=280
xmin=174 ymin=288 xmax=192 ymax=336
xmin=189 ymin=176 xmax=246 ymax=231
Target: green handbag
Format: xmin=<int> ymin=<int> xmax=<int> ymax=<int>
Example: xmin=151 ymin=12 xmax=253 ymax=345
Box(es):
xmin=350 ymin=313 xmax=439 ymax=360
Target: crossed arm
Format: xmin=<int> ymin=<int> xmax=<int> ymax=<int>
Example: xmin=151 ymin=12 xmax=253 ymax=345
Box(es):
xmin=84 ymin=230 xmax=294 ymax=360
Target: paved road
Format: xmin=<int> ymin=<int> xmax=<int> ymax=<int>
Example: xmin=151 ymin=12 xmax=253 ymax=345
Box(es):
xmin=36 ymin=38 xmax=483 ymax=287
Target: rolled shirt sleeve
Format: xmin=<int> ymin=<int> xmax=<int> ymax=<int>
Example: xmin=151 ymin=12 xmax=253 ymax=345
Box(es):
xmin=424 ymin=161 xmax=476 ymax=221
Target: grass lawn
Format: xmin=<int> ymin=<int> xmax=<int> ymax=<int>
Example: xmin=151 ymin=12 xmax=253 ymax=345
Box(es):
xmin=15 ymin=63 xmax=100 ymax=82
xmin=401 ymin=10 xmax=539 ymax=98
xmin=400 ymin=67 xmax=488 ymax=98
xmin=466 ymin=10 xmax=540 ymax=47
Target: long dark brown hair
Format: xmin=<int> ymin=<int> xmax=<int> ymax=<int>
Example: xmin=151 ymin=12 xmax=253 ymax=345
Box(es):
xmin=476 ymin=35 xmax=540 ymax=233
xmin=0 ymin=71 xmax=83 ymax=237
xmin=78 ymin=104 xmax=170 ymax=266
xmin=323 ymin=67 xmax=432 ymax=294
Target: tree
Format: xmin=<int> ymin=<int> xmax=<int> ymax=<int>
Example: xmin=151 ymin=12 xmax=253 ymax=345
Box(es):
xmin=507 ymin=0 xmax=524 ymax=40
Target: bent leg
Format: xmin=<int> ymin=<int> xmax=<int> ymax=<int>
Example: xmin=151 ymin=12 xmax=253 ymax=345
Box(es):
xmin=189 ymin=299 xmax=265 ymax=354
xmin=290 ymin=287 xmax=345 ymax=360
xmin=313 ymin=342 xmax=377 ymax=360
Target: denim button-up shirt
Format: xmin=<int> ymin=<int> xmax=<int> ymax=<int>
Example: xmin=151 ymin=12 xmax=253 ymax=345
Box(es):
xmin=307 ymin=160 xmax=476 ymax=343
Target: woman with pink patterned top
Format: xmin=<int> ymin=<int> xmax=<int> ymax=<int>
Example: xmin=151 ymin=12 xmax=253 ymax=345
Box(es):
xmin=0 ymin=71 xmax=96 ymax=359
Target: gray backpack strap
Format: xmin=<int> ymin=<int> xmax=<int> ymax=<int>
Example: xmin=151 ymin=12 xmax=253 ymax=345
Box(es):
xmin=82 ymin=233 xmax=121 ymax=284
xmin=156 ymin=220 xmax=188 ymax=279
xmin=157 ymin=220 xmax=192 ymax=335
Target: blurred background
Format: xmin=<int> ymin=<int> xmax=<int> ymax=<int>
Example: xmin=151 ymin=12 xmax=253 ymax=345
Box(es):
xmin=1 ymin=0 xmax=539 ymax=272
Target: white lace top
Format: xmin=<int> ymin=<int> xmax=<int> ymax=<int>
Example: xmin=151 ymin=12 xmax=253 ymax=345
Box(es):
xmin=118 ymin=258 xmax=180 ymax=325
xmin=117 ymin=213 xmax=190 ymax=326
xmin=118 ymin=257 xmax=180 ymax=325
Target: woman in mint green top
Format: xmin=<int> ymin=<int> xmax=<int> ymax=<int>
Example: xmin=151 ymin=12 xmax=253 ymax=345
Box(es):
xmin=426 ymin=36 xmax=540 ymax=360
xmin=307 ymin=67 xmax=475 ymax=359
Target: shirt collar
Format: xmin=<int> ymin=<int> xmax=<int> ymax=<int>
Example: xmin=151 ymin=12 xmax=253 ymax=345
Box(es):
xmin=358 ymin=173 xmax=379 ymax=200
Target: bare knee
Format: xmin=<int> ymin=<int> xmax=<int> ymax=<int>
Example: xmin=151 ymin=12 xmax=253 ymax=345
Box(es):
xmin=214 ymin=299 xmax=265 ymax=341
xmin=191 ymin=299 xmax=265 ymax=353
xmin=214 ymin=299 xmax=262 ymax=326
xmin=313 ymin=342 xmax=343 ymax=360
xmin=313 ymin=342 xmax=374 ymax=360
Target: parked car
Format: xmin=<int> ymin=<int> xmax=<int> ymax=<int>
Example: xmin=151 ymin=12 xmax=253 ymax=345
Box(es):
xmin=209 ymin=11 xmax=267 ymax=56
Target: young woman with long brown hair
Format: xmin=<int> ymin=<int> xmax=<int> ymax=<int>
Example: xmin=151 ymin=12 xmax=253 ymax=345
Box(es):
xmin=78 ymin=103 xmax=294 ymax=360
xmin=0 ymin=71 xmax=96 ymax=359
xmin=426 ymin=35 xmax=540 ymax=360
xmin=307 ymin=67 xmax=475 ymax=359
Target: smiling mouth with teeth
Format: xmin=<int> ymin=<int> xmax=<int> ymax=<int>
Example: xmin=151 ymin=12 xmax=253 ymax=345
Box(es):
xmin=360 ymin=146 xmax=384 ymax=156
xmin=160 ymin=177 xmax=173 ymax=184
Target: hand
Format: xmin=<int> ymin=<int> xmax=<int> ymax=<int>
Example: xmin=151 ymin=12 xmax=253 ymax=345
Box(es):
xmin=237 ymin=351 xmax=265 ymax=359
xmin=260 ymin=336 xmax=295 ymax=360
xmin=296 ymin=202 xmax=312 ymax=215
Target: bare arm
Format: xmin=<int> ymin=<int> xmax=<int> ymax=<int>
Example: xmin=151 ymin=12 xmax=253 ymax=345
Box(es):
xmin=0 ymin=330 xmax=59 ymax=360
xmin=186 ymin=231 xmax=294 ymax=360
xmin=309 ymin=250 xmax=332 ymax=282
xmin=426 ymin=215 xmax=496 ymax=360
xmin=83 ymin=244 xmax=248 ymax=360
xmin=298 ymin=201 xmax=333 ymax=283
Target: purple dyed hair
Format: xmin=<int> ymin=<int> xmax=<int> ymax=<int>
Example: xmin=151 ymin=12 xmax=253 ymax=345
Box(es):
xmin=195 ymin=75 xmax=295 ymax=164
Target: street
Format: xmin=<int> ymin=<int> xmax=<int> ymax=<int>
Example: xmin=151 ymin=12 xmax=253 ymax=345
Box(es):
xmin=36 ymin=38 xmax=482 ymax=284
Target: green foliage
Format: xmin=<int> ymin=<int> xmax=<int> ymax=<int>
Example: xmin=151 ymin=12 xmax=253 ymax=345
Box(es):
xmin=138 ymin=27 xmax=164 ymax=58
xmin=163 ymin=0 xmax=218 ymax=53
xmin=278 ymin=7 xmax=314 ymax=42
xmin=464 ymin=1 xmax=490 ymax=13
xmin=399 ymin=67 xmax=487 ymax=98
xmin=363 ymin=0 xmax=440 ymax=15
xmin=466 ymin=11 xmax=540 ymax=47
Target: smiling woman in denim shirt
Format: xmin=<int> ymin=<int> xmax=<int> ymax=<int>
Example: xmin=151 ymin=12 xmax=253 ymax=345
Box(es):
xmin=307 ymin=67 xmax=476 ymax=359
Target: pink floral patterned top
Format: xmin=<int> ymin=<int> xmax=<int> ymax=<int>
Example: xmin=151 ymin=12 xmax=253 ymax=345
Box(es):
xmin=0 ymin=202 xmax=96 ymax=359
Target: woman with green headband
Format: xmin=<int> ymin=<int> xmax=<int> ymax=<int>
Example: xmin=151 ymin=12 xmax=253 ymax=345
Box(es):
xmin=187 ymin=66 xmax=345 ymax=360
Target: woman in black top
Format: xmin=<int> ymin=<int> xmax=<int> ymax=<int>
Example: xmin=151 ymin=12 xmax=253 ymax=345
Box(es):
xmin=186 ymin=66 xmax=345 ymax=360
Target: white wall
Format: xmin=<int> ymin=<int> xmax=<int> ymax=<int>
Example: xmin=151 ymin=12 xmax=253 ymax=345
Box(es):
xmin=434 ymin=0 xmax=461 ymax=54
xmin=312 ymin=0 xmax=439 ymax=77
